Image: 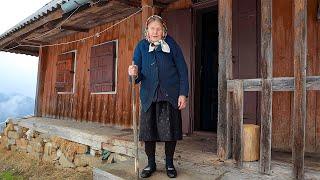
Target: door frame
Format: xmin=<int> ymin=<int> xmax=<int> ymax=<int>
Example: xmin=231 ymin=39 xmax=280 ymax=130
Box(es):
xmin=191 ymin=0 xmax=218 ymax=132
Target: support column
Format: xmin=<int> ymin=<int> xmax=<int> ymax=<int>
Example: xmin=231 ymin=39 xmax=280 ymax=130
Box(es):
xmin=34 ymin=46 xmax=48 ymax=117
xmin=260 ymin=0 xmax=273 ymax=174
xmin=217 ymin=0 xmax=233 ymax=160
xmin=292 ymin=0 xmax=307 ymax=179
xmin=233 ymin=80 xmax=244 ymax=167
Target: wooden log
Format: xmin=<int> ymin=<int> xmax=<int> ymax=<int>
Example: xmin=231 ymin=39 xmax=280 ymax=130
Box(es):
xmin=233 ymin=80 xmax=243 ymax=167
xmin=243 ymin=124 xmax=260 ymax=162
xmin=293 ymin=0 xmax=307 ymax=179
xmin=217 ymin=0 xmax=233 ymax=160
xmin=34 ymin=47 xmax=48 ymax=116
xmin=227 ymin=76 xmax=320 ymax=92
xmin=260 ymin=79 xmax=272 ymax=173
xmin=260 ymin=0 xmax=273 ymax=174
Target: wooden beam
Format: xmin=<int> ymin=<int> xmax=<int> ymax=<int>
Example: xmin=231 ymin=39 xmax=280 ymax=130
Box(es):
xmin=227 ymin=76 xmax=320 ymax=92
xmin=0 ymin=10 xmax=63 ymax=49
xmin=233 ymin=80 xmax=243 ymax=167
xmin=317 ymin=1 xmax=320 ymax=21
xmin=141 ymin=0 xmax=154 ymax=37
xmin=260 ymin=0 xmax=273 ymax=174
xmin=34 ymin=47 xmax=48 ymax=116
xmin=293 ymin=0 xmax=307 ymax=179
xmin=60 ymin=25 xmax=89 ymax=32
xmin=217 ymin=0 xmax=233 ymax=160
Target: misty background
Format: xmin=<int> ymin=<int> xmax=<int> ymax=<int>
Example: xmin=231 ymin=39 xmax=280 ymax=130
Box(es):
xmin=0 ymin=0 xmax=51 ymax=124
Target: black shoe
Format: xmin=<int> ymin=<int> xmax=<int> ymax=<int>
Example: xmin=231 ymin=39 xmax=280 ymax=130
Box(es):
xmin=140 ymin=165 xmax=156 ymax=178
xmin=166 ymin=165 xmax=177 ymax=178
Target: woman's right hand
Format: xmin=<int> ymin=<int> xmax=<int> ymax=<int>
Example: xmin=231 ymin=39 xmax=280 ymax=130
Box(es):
xmin=128 ymin=65 xmax=138 ymax=76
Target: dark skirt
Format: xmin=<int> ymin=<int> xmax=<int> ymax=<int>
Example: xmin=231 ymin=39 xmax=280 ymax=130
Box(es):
xmin=139 ymin=101 xmax=182 ymax=141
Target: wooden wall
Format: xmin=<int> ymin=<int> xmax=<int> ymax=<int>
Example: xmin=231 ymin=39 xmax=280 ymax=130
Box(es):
xmin=272 ymin=0 xmax=320 ymax=153
xmin=38 ymin=13 xmax=142 ymax=129
xmin=36 ymin=0 xmax=320 ymax=152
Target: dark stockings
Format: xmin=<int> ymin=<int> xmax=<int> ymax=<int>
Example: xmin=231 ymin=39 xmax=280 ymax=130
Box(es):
xmin=144 ymin=141 xmax=177 ymax=168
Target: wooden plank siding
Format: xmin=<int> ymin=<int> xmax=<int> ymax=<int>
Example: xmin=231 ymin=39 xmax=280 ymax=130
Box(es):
xmin=271 ymin=0 xmax=320 ymax=154
xmin=39 ymin=13 xmax=142 ymax=128
xmin=33 ymin=0 xmax=320 ymax=154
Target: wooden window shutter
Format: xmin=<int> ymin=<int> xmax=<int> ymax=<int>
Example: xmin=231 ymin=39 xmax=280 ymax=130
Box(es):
xmin=56 ymin=52 xmax=75 ymax=92
xmin=90 ymin=41 xmax=116 ymax=93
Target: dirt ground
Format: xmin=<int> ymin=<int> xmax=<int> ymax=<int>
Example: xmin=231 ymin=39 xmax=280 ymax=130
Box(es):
xmin=0 ymin=144 xmax=92 ymax=180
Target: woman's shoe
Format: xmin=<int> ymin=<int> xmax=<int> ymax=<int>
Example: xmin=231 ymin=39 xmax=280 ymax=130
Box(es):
xmin=166 ymin=166 xmax=177 ymax=178
xmin=140 ymin=165 xmax=156 ymax=178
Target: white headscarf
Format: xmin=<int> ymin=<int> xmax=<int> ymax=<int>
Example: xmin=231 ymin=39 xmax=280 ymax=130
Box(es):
xmin=145 ymin=15 xmax=170 ymax=53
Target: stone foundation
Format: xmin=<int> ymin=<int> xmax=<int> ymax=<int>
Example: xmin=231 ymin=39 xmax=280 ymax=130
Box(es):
xmin=0 ymin=118 xmax=129 ymax=169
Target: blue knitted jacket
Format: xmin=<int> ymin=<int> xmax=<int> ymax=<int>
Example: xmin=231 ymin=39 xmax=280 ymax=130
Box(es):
xmin=131 ymin=35 xmax=189 ymax=112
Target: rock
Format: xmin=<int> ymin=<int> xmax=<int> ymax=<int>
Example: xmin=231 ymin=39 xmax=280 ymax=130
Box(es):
xmin=61 ymin=142 xmax=77 ymax=162
xmin=27 ymin=145 xmax=32 ymax=153
xmin=50 ymin=136 xmax=66 ymax=148
xmin=0 ymin=136 xmax=8 ymax=145
xmin=43 ymin=142 xmax=58 ymax=162
xmin=30 ymin=151 xmax=43 ymax=161
xmin=74 ymin=154 xmax=88 ymax=167
xmin=5 ymin=118 xmax=16 ymax=124
xmin=4 ymin=123 xmax=14 ymax=136
xmin=11 ymin=145 xmax=18 ymax=151
xmin=76 ymin=144 xmax=88 ymax=154
xmin=33 ymin=131 xmax=41 ymax=138
xmin=5 ymin=142 xmax=11 ymax=150
xmin=26 ymin=129 xmax=34 ymax=140
xmin=59 ymin=152 xmax=76 ymax=168
xmin=90 ymin=148 xmax=102 ymax=156
xmin=107 ymin=153 xmax=115 ymax=164
xmin=73 ymin=154 xmax=103 ymax=168
xmin=7 ymin=138 xmax=16 ymax=145
xmin=29 ymin=138 xmax=44 ymax=153
xmin=76 ymin=166 xmax=89 ymax=172
xmin=114 ymin=154 xmax=129 ymax=162
xmin=16 ymin=138 xmax=28 ymax=150
xmin=39 ymin=133 xmax=51 ymax=143
xmin=7 ymin=131 xmax=20 ymax=139
xmin=57 ymin=149 xmax=63 ymax=157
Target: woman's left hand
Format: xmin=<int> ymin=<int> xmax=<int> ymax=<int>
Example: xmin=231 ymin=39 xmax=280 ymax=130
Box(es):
xmin=178 ymin=95 xmax=187 ymax=110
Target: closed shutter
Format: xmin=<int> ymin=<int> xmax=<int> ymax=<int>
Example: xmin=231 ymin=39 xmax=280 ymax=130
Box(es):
xmin=56 ymin=52 xmax=75 ymax=92
xmin=90 ymin=41 xmax=116 ymax=93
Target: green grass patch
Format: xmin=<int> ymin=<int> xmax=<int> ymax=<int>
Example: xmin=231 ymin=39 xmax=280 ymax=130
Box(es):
xmin=0 ymin=170 xmax=23 ymax=180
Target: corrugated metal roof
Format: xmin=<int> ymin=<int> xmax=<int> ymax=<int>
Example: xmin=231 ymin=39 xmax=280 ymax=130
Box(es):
xmin=0 ymin=0 xmax=68 ymax=40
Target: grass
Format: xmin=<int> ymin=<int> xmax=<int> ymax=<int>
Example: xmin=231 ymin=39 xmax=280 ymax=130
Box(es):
xmin=0 ymin=142 xmax=92 ymax=180
xmin=0 ymin=171 xmax=23 ymax=180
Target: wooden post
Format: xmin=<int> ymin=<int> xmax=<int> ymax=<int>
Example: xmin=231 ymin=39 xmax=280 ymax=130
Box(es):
xmin=260 ymin=0 xmax=273 ymax=174
xmin=233 ymin=80 xmax=243 ymax=167
xmin=141 ymin=0 xmax=154 ymax=37
xmin=217 ymin=0 xmax=233 ymax=160
xmin=34 ymin=46 xmax=48 ymax=117
xmin=293 ymin=0 xmax=307 ymax=179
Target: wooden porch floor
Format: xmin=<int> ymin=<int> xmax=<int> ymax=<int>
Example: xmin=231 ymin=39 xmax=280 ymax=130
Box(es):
xmin=16 ymin=117 xmax=320 ymax=179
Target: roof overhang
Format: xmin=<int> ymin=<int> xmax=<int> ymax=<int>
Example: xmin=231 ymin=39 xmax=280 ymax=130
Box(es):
xmin=0 ymin=0 xmax=177 ymax=56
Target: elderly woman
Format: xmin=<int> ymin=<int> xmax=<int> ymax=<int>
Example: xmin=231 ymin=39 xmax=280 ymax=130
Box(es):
xmin=128 ymin=15 xmax=189 ymax=178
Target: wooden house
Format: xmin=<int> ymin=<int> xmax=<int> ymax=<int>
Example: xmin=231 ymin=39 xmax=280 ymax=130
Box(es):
xmin=0 ymin=0 xmax=319 ymax=178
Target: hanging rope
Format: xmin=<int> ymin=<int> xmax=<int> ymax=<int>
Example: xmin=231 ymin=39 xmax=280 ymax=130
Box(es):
xmin=2 ymin=5 xmax=152 ymax=52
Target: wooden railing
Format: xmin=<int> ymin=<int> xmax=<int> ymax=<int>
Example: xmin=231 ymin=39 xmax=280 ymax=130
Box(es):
xmin=218 ymin=0 xmax=309 ymax=179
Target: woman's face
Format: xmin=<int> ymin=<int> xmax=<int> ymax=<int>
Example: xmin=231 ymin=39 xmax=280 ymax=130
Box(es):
xmin=147 ymin=20 xmax=164 ymax=42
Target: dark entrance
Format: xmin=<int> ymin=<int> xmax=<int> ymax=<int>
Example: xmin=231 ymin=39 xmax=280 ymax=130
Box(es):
xmin=194 ymin=6 xmax=218 ymax=132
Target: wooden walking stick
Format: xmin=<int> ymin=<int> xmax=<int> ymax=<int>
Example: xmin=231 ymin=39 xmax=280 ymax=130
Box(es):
xmin=130 ymin=61 xmax=139 ymax=179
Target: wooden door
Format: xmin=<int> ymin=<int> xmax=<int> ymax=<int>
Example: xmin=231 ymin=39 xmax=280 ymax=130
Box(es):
xmin=162 ymin=9 xmax=193 ymax=134
xmin=232 ymin=0 xmax=259 ymax=124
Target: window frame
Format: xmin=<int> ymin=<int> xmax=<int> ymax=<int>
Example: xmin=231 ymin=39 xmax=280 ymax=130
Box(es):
xmin=90 ymin=39 xmax=118 ymax=95
xmin=56 ymin=50 xmax=77 ymax=95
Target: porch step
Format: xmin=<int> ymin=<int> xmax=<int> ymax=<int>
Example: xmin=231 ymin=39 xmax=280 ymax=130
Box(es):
xmin=93 ymin=159 xmax=217 ymax=180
